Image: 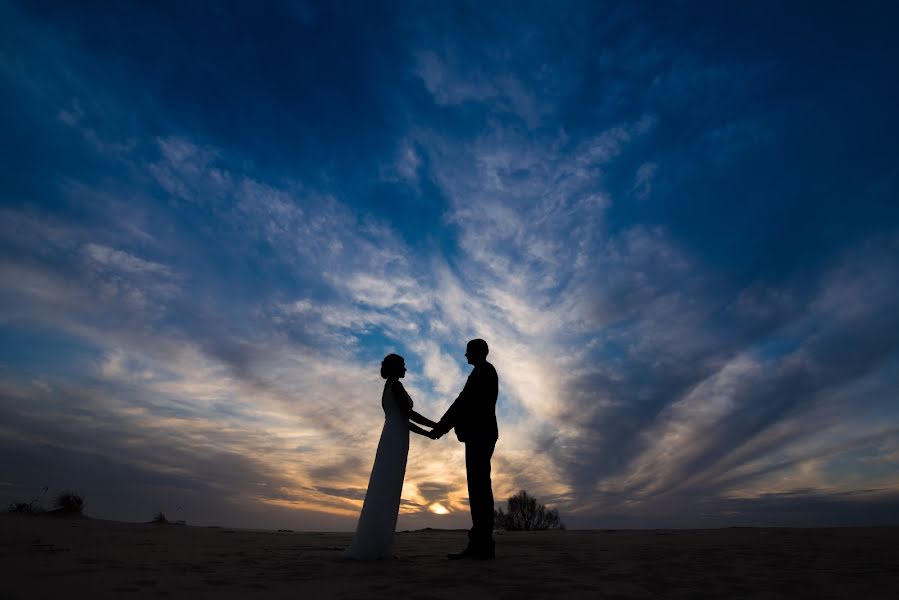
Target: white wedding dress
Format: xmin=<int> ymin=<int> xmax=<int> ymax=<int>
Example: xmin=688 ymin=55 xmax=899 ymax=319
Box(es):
xmin=343 ymin=379 xmax=410 ymax=560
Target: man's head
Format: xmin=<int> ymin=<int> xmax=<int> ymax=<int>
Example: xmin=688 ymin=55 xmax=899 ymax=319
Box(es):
xmin=465 ymin=338 xmax=489 ymax=366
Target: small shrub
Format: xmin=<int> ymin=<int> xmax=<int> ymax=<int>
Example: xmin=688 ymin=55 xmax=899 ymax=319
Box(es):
xmin=7 ymin=486 xmax=49 ymax=515
xmin=54 ymin=491 xmax=85 ymax=515
xmin=7 ymin=501 xmax=44 ymax=515
xmin=494 ymin=490 xmax=563 ymax=531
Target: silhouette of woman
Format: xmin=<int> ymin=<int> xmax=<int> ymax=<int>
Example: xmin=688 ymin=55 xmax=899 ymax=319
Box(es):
xmin=343 ymin=354 xmax=437 ymax=559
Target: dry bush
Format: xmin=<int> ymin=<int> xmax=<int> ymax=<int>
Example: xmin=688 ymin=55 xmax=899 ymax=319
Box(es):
xmin=494 ymin=490 xmax=563 ymax=531
xmin=53 ymin=491 xmax=85 ymax=515
xmin=7 ymin=501 xmax=44 ymax=515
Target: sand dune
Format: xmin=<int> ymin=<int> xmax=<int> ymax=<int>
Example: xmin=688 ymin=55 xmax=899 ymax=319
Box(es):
xmin=1 ymin=514 xmax=897 ymax=598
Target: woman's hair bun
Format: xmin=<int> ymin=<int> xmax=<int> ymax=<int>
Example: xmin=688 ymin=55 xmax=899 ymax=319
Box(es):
xmin=381 ymin=353 xmax=404 ymax=379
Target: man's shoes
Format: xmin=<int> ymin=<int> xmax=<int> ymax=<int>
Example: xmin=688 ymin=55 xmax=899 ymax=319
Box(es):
xmin=447 ymin=545 xmax=474 ymax=560
xmin=471 ymin=548 xmax=495 ymax=560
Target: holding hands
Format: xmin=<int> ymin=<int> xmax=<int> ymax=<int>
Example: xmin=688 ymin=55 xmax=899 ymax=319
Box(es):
xmin=414 ymin=420 xmax=443 ymax=440
xmin=405 ymin=403 xmax=443 ymax=440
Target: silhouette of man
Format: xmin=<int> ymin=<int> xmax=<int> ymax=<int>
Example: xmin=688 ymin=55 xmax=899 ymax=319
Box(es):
xmin=429 ymin=339 xmax=498 ymax=560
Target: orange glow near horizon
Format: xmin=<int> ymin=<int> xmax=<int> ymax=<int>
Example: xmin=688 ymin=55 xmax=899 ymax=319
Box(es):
xmin=428 ymin=502 xmax=450 ymax=515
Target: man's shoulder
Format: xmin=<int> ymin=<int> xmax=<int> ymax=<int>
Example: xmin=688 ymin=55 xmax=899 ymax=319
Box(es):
xmin=471 ymin=362 xmax=497 ymax=381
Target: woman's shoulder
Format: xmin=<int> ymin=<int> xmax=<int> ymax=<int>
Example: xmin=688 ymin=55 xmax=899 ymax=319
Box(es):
xmin=390 ymin=380 xmax=413 ymax=406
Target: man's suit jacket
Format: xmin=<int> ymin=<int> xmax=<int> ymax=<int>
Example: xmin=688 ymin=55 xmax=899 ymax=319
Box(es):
xmin=436 ymin=362 xmax=499 ymax=443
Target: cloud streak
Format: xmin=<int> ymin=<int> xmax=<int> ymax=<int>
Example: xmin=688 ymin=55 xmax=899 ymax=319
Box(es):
xmin=1 ymin=0 xmax=897 ymax=529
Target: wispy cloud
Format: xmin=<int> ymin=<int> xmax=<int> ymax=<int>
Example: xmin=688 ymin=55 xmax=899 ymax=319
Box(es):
xmin=1 ymin=0 xmax=897 ymax=530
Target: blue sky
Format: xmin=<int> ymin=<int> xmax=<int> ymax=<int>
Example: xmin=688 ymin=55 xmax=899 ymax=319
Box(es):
xmin=1 ymin=0 xmax=898 ymax=529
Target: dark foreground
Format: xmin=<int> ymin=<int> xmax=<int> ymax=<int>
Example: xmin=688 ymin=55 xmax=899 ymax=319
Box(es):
xmin=1 ymin=514 xmax=897 ymax=598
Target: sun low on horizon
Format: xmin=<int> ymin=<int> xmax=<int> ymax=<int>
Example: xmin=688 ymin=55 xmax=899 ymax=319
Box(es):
xmin=429 ymin=503 xmax=450 ymax=516
xmin=1 ymin=1 xmax=898 ymax=532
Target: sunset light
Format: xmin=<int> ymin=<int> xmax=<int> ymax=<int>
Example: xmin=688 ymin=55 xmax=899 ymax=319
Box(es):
xmin=1 ymin=1 xmax=898 ymax=594
xmin=429 ymin=503 xmax=450 ymax=515
xmin=1 ymin=0 xmax=897 ymax=537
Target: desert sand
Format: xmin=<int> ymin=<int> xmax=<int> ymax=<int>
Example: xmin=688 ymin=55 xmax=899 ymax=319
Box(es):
xmin=1 ymin=514 xmax=897 ymax=599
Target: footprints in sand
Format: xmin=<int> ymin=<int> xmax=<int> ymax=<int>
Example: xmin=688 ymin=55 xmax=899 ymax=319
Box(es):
xmin=10 ymin=518 xmax=896 ymax=599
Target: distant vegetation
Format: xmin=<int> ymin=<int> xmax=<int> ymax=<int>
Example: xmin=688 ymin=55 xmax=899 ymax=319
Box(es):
xmin=6 ymin=488 xmax=85 ymax=516
xmin=7 ymin=486 xmax=48 ymax=515
xmin=53 ymin=491 xmax=85 ymax=515
xmin=7 ymin=501 xmax=44 ymax=515
xmin=152 ymin=511 xmax=186 ymax=525
xmin=494 ymin=490 xmax=564 ymax=531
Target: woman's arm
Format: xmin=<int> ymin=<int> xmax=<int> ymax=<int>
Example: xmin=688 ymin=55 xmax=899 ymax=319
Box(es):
xmin=409 ymin=423 xmax=431 ymax=436
xmin=392 ymin=381 xmax=438 ymax=428
xmin=409 ymin=410 xmax=437 ymax=428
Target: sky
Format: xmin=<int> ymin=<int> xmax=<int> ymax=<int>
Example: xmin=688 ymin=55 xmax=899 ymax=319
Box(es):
xmin=1 ymin=1 xmax=898 ymax=530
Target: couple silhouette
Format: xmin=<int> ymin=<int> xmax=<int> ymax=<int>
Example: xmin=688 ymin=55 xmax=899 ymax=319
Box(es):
xmin=343 ymin=339 xmax=498 ymax=561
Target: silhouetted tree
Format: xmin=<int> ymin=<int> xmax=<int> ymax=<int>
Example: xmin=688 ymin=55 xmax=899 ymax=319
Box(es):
xmin=494 ymin=490 xmax=563 ymax=531
xmin=53 ymin=491 xmax=84 ymax=515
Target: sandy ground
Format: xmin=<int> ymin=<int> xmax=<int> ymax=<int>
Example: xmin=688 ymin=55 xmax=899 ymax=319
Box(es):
xmin=1 ymin=515 xmax=897 ymax=599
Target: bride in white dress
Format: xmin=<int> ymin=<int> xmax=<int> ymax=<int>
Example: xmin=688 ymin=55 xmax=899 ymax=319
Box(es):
xmin=343 ymin=354 xmax=437 ymax=560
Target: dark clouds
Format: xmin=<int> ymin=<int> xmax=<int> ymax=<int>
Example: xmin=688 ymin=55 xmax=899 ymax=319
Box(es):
xmin=1 ymin=1 xmax=898 ymax=529
xmin=558 ymin=236 xmax=899 ymax=514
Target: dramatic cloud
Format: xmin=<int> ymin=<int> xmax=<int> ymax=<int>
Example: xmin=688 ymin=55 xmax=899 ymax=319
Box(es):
xmin=1 ymin=1 xmax=897 ymax=529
